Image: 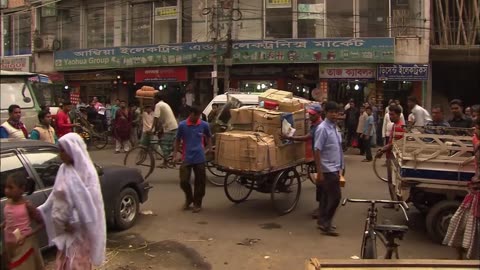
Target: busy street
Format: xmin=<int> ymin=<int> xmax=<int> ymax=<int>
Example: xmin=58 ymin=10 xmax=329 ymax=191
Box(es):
xmin=72 ymin=145 xmax=456 ymax=270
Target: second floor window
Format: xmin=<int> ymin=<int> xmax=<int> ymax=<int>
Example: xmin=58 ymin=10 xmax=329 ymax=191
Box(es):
xmin=2 ymin=12 xmax=32 ymax=56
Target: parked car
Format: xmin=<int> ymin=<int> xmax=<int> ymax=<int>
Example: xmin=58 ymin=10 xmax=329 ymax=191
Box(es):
xmin=0 ymin=139 xmax=152 ymax=251
xmin=202 ymin=93 xmax=260 ymax=118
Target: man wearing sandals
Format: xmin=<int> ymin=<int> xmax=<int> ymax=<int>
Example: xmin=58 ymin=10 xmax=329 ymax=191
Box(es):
xmin=153 ymin=93 xmax=178 ymax=167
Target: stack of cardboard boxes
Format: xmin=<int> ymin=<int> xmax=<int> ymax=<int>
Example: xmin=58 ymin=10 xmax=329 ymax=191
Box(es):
xmin=215 ymin=89 xmax=308 ymax=172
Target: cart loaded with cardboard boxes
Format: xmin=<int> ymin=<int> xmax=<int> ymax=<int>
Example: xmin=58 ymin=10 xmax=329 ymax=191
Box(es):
xmin=214 ymin=89 xmax=313 ymax=215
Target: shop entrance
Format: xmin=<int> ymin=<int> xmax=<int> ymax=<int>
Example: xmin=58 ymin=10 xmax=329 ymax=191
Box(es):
xmin=327 ymin=80 xmax=366 ymax=107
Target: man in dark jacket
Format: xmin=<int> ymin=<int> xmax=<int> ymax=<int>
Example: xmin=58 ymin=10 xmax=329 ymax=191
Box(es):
xmin=344 ymin=99 xmax=360 ymax=147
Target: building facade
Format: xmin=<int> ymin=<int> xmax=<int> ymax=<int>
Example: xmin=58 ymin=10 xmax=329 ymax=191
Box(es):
xmin=1 ymin=0 xmax=431 ymax=111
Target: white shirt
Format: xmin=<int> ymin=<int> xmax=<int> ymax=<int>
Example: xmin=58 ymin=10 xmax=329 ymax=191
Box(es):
xmin=411 ymin=104 xmax=431 ymax=126
xmin=142 ymin=112 xmax=154 ymax=132
xmin=153 ymin=101 xmax=178 ymax=132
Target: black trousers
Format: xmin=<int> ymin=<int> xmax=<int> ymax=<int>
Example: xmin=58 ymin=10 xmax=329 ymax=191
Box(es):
xmin=357 ymin=133 xmax=365 ymax=154
xmin=317 ymin=172 xmax=342 ymax=229
xmin=180 ymin=163 xmax=206 ymax=207
xmin=364 ymin=137 xmax=372 ymax=161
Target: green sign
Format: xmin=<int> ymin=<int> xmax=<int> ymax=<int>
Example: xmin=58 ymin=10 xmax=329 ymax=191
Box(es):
xmin=54 ymin=38 xmax=395 ymax=71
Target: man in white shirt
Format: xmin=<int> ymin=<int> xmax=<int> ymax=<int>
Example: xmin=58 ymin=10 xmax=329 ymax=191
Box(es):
xmin=153 ymin=93 xmax=179 ymax=166
xmin=407 ymin=96 xmax=431 ymax=127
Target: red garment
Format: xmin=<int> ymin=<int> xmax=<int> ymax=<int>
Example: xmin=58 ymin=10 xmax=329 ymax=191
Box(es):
xmin=56 ymin=110 xmax=73 ymax=138
xmin=114 ymin=109 xmax=131 ymax=140
xmin=386 ymin=120 xmax=405 ymax=158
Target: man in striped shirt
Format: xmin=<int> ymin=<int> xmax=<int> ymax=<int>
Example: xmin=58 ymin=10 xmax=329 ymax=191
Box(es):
xmin=376 ymin=105 xmax=404 ymax=205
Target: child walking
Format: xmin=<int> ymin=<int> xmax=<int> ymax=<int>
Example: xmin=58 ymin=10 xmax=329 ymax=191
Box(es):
xmin=2 ymin=172 xmax=45 ymax=270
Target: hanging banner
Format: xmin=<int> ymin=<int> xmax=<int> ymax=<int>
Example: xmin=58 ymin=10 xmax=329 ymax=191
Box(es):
xmin=319 ymin=65 xmax=376 ymax=79
xmin=377 ymin=64 xmax=429 ymax=81
xmin=298 ymin=4 xmax=325 ymax=20
xmin=155 ymin=6 xmax=177 ymax=20
xmin=135 ymin=67 xmax=188 ymax=82
xmin=266 ymin=0 xmax=291 ymax=9
xmin=54 ymin=38 xmax=395 ymax=71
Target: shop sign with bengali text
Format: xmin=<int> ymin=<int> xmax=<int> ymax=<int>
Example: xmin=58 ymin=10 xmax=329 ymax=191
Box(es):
xmin=54 ymin=38 xmax=395 ymax=71
xmin=135 ymin=67 xmax=187 ymax=82
xmin=1 ymin=56 xmax=31 ymax=72
xmin=7 ymin=0 xmax=25 ymax=8
xmin=155 ymin=6 xmax=177 ymax=20
xmin=319 ymin=65 xmax=376 ymax=79
xmin=377 ymin=64 xmax=429 ymax=81
xmin=298 ymin=4 xmax=325 ymax=20
xmin=266 ymin=0 xmax=291 ymax=8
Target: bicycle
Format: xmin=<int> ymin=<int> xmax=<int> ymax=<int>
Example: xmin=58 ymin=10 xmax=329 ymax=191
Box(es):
xmin=342 ymin=198 xmax=409 ymax=259
xmin=73 ymin=109 xmax=108 ymax=150
xmin=123 ymin=137 xmax=179 ymax=180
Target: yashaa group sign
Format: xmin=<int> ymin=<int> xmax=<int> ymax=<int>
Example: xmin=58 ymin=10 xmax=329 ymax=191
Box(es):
xmin=54 ymin=38 xmax=395 ymax=71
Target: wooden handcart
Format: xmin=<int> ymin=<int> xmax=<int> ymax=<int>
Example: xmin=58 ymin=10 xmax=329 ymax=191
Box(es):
xmin=217 ymin=160 xmax=306 ymax=215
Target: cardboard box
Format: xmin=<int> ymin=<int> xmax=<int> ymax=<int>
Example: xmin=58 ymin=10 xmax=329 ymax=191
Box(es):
xmin=273 ymin=142 xmax=306 ymax=168
xmin=230 ymin=108 xmax=254 ymax=125
xmin=259 ymin=89 xmax=293 ymax=100
xmin=252 ymin=108 xmax=306 ymax=144
xmin=215 ymin=131 xmax=276 ymax=171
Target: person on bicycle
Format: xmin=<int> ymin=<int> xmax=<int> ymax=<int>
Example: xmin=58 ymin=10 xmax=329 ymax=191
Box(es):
xmin=174 ymin=106 xmax=212 ymax=213
xmin=314 ymin=101 xmax=344 ymax=236
xmin=153 ymin=92 xmax=178 ymax=167
xmin=376 ymin=104 xmax=405 ymax=206
xmin=283 ymin=103 xmax=323 ymax=218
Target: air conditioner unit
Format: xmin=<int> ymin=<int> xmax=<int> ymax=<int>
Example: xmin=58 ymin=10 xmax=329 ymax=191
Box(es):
xmin=0 ymin=0 xmax=8 ymax=9
xmin=34 ymin=34 xmax=61 ymax=52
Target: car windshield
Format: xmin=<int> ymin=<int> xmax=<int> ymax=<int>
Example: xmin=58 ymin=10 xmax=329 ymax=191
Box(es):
xmin=0 ymin=78 xmax=35 ymax=110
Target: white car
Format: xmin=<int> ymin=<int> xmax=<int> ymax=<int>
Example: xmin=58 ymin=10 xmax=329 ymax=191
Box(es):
xmin=202 ymin=93 xmax=260 ymax=117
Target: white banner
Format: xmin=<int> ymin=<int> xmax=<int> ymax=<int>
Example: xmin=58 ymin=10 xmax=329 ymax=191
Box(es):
xmin=298 ymin=4 xmax=325 ymax=20
xmin=155 ymin=6 xmax=177 ymax=20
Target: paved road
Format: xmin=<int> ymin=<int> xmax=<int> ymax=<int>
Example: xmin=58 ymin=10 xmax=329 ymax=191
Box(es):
xmin=90 ymin=146 xmax=455 ymax=270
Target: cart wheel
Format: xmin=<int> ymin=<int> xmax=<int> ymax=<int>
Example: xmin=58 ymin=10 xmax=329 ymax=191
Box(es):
xmin=206 ymin=161 xmax=227 ymax=184
xmin=92 ymin=131 xmax=108 ymax=150
xmin=271 ymin=168 xmax=302 ymax=215
xmin=224 ymin=174 xmax=254 ymax=203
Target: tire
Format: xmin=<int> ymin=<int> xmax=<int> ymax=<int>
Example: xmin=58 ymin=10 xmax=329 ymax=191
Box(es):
xmin=92 ymin=132 xmax=108 ymax=150
xmin=124 ymin=146 xmax=155 ymax=180
xmin=224 ymin=174 xmax=253 ymax=203
xmin=271 ymin=168 xmax=302 ymax=215
xmin=425 ymin=200 xmax=461 ymax=244
xmin=115 ymin=187 xmax=140 ymax=230
xmin=207 ymin=161 xmax=227 ymax=179
xmin=373 ymin=156 xmax=388 ymax=183
xmin=362 ymin=235 xmax=377 ymax=259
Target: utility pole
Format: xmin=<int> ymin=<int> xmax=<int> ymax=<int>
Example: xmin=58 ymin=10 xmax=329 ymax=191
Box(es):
xmin=223 ymin=0 xmax=234 ymax=93
xmin=212 ymin=0 xmax=220 ymax=97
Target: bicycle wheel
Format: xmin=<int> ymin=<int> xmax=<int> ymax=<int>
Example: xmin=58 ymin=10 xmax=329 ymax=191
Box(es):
xmin=207 ymin=161 xmax=227 ymax=179
xmin=373 ymin=156 xmax=388 ymax=182
xmin=271 ymin=168 xmax=302 ymax=215
xmin=224 ymin=174 xmax=254 ymax=203
xmin=124 ymin=146 xmax=155 ymax=179
xmin=92 ymin=132 xmax=108 ymax=150
xmin=361 ymin=234 xmax=377 ymax=259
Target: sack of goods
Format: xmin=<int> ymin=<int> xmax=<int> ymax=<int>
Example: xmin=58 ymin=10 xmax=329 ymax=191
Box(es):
xmin=215 ymin=89 xmax=309 ymax=172
xmin=135 ymin=86 xmax=159 ymax=97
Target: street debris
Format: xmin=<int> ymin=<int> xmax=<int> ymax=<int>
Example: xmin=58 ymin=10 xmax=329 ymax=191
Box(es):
xmin=237 ymin=238 xmax=261 ymax=246
xmin=264 ymin=256 xmax=270 ymax=259
xmin=350 ymin=255 xmax=360 ymax=259
xmin=259 ymin=223 xmax=282 ymax=230
xmin=140 ymin=210 xmax=155 ymax=216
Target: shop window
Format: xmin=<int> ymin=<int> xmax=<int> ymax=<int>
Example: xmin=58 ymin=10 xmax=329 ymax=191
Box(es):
xmin=2 ymin=12 xmax=32 ymax=56
xmin=298 ymin=0 xmax=326 ymax=38
xmin=154 ymin=1 xmax=178 ymax=44
xmin=59 ymin=4 xmax=81 ymax=50
xmin=39 ymin=6 xmax=58 ymax=36
xmin=86 ymin=2 xmax=106 ymax=48
xmin=265 ymin=0 xmax=292 ymax=39
xmin=326 ymin=0 xmax=353 ymax=37
xmin=106 ymin=3 xmax=128 ymax=46
xmin=131 ymin=3 xmax=153 ymax=45
xmin=359 ymin=0 xmax=388 ymax=37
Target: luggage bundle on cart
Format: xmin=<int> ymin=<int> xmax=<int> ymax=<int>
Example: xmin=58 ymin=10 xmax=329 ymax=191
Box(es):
xmin=390 ymin=128 xmax=475 ymax=243
xmin=214 ymin=89 xmax=312 ymax=215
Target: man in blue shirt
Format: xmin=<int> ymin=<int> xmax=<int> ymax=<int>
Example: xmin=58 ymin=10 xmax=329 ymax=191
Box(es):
xmin=174 ymin=106 xmax=212 ymax=213
xmin=314 ymin=101 xmax=344 ymax=236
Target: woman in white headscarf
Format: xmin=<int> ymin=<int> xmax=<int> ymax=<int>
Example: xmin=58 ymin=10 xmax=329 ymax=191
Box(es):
xmin=38 ymin=133 xmax=106 ymax=269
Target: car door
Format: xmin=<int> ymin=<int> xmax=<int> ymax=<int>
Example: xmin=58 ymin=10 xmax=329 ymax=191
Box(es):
xmin=0 ymin=150 xmax=49 ymax=250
